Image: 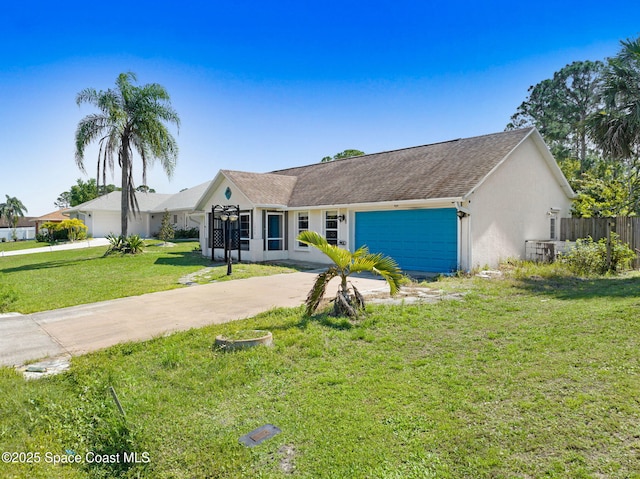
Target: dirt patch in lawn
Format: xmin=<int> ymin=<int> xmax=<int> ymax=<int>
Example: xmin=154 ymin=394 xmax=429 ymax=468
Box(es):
xmin=362 ymin=285 xmax=465 ymax=304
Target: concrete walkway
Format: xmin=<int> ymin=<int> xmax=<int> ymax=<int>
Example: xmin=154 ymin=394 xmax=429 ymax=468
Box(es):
xmin=0 ymin=238 xmax=110 ymax=257
xmin=0 ymin=272 xmax=388 ymax=368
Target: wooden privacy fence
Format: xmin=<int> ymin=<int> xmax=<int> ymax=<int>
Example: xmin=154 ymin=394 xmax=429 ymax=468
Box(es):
xmin=560 ymin=217 xmax=640 ymax=269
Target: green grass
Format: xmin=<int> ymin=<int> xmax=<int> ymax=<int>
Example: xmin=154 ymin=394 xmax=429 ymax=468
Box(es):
xmin=2 ymin=266 xmax=640 ymax=478
xmin=0 ymin=242 xmax=302 ymax=313
xmin=0 ymin=240 xmax=50 ymax=253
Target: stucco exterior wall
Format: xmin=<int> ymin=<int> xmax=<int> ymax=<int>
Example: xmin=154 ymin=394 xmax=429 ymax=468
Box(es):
xmin=200 ymin=177 xmax=256 ymax=261
xmin=148 ymin=211 xmax=199 ymax=237
xmin=69 ymin=210 xmax=151 ymax=238
xmin=286 ymin=208 xmax=350 ymax=265
xmin=467 ymin=136 xmax=572 ymax=269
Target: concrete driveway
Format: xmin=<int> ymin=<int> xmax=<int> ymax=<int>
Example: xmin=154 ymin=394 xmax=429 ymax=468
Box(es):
xmin=0 ymin=272 xmax=388 ymax=367
xmin=0 ymin=238 xmax=110 ymax=257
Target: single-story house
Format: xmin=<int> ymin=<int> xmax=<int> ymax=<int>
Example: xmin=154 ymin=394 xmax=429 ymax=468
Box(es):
xmin=31 ymin=208 xmax=69 ymax=235
xmin=192 ymin=127 xmax=575 ymax=273
xmin=66 ymin=181 xmax=212 ymax=238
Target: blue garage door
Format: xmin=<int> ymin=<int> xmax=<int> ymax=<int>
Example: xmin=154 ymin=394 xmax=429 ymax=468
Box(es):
xmin=355 ymin=209 xmax=458 ymax=273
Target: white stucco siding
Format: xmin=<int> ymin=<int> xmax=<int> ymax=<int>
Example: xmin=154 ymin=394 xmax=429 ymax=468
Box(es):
xmin=127 ymin=213 xmax=150 ymax=237
xmin=200 ymin=178 xmax=256 ymax=260
xmin=148 ymin=211 xmax=198 ymax=237
xmin=287 ymin=209 xmax=350 ymax=265
xmin=468 ymin=137 xmax=572 ymax=269
xmin=70 ymin=211 xmax=151 ymax=238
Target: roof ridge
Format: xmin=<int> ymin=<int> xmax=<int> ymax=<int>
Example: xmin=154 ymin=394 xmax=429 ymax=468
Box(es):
xmin=271 ymin=127 xmax=535 ymax=174
xmin=223 ymin=169 xmax=294 ymax=177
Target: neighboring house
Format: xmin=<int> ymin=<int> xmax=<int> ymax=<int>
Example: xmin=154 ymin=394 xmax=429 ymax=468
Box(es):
xmin=192 ymin=128 xmax=575 ymax=273
xmin=66 ymin=181 xmax=212 ymax=238
xmin=0 ymin=216 xmax=36 ymax=241
xmin=31 ymin=208 xmax=69 ymax=235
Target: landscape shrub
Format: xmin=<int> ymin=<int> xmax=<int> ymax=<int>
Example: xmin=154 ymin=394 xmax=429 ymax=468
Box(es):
xmin=559 ymin=233 xmax=636 ymax=275
xmin=37 ymin=221 xmax=66 ymax=242
xmin=37 ymin=219 xmax=88 ymax=242
xmin=104 ymin=234 xmax=145 ymax=255
xmin=174 ymin=227 xmax=199 ymax=239
xmin=60 ymin=219 xmax=88 ymax=242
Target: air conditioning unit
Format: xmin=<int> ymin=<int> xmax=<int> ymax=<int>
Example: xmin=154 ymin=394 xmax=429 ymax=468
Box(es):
xmin=525 ymin=240 xmax=575 ymax=262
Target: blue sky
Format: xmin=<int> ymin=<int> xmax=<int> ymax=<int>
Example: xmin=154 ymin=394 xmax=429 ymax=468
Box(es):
xmin=1 ymin=1 xmax=639 ymax=216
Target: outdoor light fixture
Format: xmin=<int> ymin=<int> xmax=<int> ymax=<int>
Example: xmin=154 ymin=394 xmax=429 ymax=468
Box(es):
xmin=338 ymin=214 xmax=346 ymax=222
xmin=212 ymin=204 xmax=240 ymax=275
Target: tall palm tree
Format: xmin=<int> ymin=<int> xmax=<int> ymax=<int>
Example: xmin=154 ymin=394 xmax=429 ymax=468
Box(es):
xmin=588 ymin=37 xmax=640 ymax=161
xmin=0 ymin=195 xmax=28 ymax=240
xmin=75 ymin=72 xmax=180 ymax=237
xmin=297 ymin=231 xmax=402 ymax=318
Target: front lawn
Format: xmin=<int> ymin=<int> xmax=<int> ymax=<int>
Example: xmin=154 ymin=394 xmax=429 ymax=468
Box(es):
xmin=0 ymin=242 xmax=302 ymax=313
xmin=1 ymin=268 xmax=639 ymax=478
xmin=0 ymin=240 xmax=48 ymax=253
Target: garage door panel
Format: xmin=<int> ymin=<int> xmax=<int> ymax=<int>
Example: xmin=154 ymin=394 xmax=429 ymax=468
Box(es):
xmin=355 ymin=209 xmax=457 ymax=273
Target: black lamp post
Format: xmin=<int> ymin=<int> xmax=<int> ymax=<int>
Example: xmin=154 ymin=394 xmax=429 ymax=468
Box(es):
xmin=212 ymin=204 xmax=240 ymax=274
xmin=220 ymin=208 xmax=238 ymax=275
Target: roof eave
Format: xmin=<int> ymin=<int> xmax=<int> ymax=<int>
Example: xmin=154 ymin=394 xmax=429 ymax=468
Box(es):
xmin=285 ymin=197 xmax=465 ymax=210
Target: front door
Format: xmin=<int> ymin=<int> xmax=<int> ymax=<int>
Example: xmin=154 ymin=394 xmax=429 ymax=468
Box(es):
xmin=267 ymin=213 xmax=283 ymax=251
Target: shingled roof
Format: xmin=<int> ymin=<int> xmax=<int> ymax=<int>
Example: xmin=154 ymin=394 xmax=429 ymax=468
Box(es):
xmin=153 ymin=180 xmax=213 ymax=212
xmin=270 ymin=128 xmax=536 ymax=207
xmin=66 ymin=191 xmax=173 ymax=213
xmin=222 ymin=170 xmax=298 ymax=206
xmin=0 ymin=217 xmax=36 ymax=228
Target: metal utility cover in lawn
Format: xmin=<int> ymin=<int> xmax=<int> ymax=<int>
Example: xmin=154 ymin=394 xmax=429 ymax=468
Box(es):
xmin=239 ymin=424 xmax=281 ymax=447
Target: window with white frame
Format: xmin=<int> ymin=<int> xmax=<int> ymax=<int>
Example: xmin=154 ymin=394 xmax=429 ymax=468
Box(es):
xmin=297 ymin=212 xmax=309 ymax=248
xmin=240 ymin=212 xmax=251 ymax=250
xmin=550 ymin=215 xmax=557 ymax=240
xmin=325 ymin=210 xmax=338 ymax=245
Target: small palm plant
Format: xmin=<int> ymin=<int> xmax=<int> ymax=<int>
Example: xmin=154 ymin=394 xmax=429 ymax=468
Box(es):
xmin=104 ymin=234 xmax=145 ymax=255
xmin=297 ymin=231 xmax=402 ymax=318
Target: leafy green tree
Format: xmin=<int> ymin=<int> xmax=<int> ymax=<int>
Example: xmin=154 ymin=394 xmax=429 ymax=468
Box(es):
xmin=54 ymin=191 xmax=71 ymax=209
xmin=296 ymin=231 xmax=402 ymax=318
xmin=507 ymin=60 xmax=604 ymax=172
xmin=321 ymin=149 xmax=365 ymax=163
xmin=56 ymin=179 xmax=118 ymax=208
xmin=0 ymin=195 xmax=28 ymax=241
xmin=570 ymin=159 xmax=640 ymax=217
xmin=69 ymin=178 xmax=98 ymax=206
xmin=75 ymin=72 xmax=180 ymax=237
xmin=136 ymin=185 xmax=156 ymax=193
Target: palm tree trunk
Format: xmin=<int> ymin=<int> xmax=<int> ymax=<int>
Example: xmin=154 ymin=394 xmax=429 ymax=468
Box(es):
xmin=120 ymin=139 xmax=130 ymax=238
xmin=340 ymin=274 xmax=348 ymax=294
